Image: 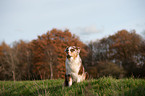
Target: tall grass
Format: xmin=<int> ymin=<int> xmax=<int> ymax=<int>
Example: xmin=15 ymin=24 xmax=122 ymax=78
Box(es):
xmin=0 ymin=77 xmax=145 ymax=96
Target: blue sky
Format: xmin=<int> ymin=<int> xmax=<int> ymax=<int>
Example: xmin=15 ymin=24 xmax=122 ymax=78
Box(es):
xmin=0 ymin=0 xmax=145 ymax=45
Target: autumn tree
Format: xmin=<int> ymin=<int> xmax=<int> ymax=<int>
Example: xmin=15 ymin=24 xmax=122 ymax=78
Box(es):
xmin=86 ymin=38 xmax=124 ymax=78
xmin=31 ymin=28 xmax=88 ymax=79
xmin=0 ymin=42 xmax=10 ymax=80
xmin=0 ymin=42 xmax=19 ymax=81
xmin=14 ymin=40 xmax=33 ymax=80
xmin=0 ymin=40 xmax=33 ymax=80
xmin=86 ymin=29 xmax=145 ymax=78
xmin=109 ymin=30 xmax=144 ymax=77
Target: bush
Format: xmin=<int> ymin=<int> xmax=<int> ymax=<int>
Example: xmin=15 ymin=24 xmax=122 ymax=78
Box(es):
xmin=97 ymin=61 xmax=125 ymax=78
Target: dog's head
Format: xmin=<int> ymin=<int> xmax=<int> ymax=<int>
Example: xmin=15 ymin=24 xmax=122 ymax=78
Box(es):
xmin=65 ymin=46 xmax=80 ymax=59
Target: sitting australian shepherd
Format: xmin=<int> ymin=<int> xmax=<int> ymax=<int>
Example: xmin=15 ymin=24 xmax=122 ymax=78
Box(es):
xmin=64 ymin=46 xmax=88 ymax=87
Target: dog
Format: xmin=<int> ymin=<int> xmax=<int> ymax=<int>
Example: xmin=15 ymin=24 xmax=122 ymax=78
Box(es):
xmin=64 ymin=46 xmax=88 ymax=87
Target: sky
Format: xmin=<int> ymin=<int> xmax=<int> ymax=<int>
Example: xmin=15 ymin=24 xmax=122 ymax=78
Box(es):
xmin=0 ymin=0 xmax=145 ymax=45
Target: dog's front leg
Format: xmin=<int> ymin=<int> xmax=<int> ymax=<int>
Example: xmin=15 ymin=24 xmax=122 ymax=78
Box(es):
xmin=77 ymin=77 xmax=81 ymax=83
xmin=64 ymin=74 xmax=72 ymax=87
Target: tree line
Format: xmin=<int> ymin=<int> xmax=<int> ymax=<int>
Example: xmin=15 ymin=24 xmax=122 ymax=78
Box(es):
xmin=0 ymin=29 xmax=145 ymax=80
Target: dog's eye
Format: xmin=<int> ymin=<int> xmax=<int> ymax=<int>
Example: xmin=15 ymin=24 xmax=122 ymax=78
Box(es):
xmin=70 ymin=49 xmax=75 ymax=52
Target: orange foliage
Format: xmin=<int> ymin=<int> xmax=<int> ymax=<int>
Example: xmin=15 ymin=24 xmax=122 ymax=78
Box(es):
xmin=31 ymin=28 xmax=87 ymax=79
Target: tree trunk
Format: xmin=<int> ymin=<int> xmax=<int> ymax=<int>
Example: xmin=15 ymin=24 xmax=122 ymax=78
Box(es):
xmin=12 ymin=71 xmax=15 ymax=82
xmin=50 ymin=62 xmax=53 ymax=79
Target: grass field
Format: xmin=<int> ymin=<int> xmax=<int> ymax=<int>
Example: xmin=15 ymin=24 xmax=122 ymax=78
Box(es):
xmin=0 ymin=77 xmax=145 ymax=96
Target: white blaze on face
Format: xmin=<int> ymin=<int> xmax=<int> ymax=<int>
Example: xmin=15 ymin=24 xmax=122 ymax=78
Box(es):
xmin=67 ymin=46 xmax=74 ymax=56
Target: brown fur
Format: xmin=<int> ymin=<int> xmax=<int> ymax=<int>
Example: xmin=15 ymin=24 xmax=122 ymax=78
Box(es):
xmin=78 ymin=64 xmax=84 ymax=75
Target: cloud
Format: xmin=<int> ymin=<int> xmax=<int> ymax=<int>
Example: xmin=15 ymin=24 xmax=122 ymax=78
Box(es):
xmin=77 ymin=25 xmax=102 ymax=35
xmin=72 ymin=25 xmax=104 ymax=43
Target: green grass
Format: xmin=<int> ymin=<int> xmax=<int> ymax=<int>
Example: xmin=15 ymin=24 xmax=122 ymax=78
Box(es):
xmin=0 ymin=77 xmax=145 ymax=96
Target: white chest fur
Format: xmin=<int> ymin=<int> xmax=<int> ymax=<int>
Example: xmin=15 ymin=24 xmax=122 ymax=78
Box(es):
xmin=65 ymin=55 xmax=81 ymax=75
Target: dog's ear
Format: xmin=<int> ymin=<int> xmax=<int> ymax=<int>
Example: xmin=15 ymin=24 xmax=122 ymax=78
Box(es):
xmin=76 ymin=47 xmax=80 ymax=54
